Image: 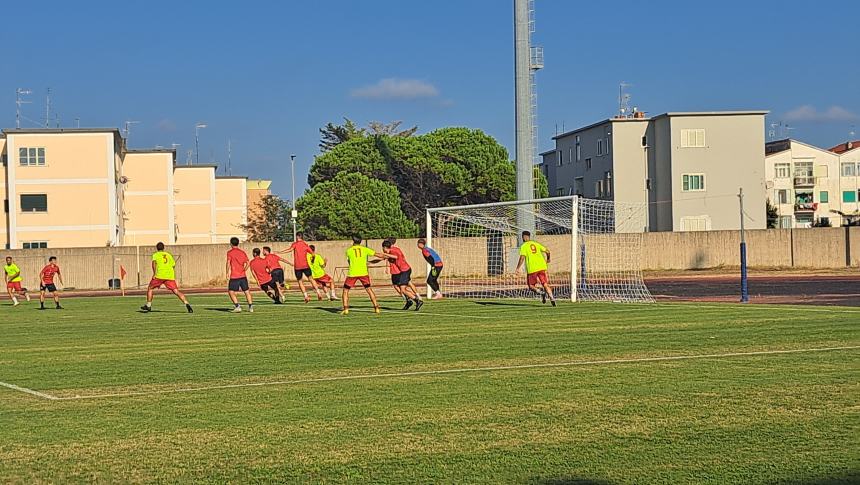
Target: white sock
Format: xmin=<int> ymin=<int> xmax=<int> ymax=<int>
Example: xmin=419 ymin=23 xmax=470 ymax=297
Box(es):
xmin=12 ymin=296 xmax=18 ymax=304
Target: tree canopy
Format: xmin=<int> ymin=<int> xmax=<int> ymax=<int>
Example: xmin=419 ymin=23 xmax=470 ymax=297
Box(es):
xmin=242 ymin=194 xmax=293 ymax=242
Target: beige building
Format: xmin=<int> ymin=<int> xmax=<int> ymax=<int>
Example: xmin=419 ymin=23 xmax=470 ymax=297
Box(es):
xmin=540 ymin=111 xmax=768 ymax=232
xmin=0 ymin=128 xmax=261 ymax=249
xmin=765 ymin=139 xmax=860 ymax=227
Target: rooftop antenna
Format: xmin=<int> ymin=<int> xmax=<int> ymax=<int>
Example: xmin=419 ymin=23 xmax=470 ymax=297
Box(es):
xmin=75 ymin=117 xmax=80 ymax=128
xmin=44 ymin=88 xmax=52 ymax=128
xmin=850 ymin=124 xmax=856 ymax=141
xmin=15 ymin=88 xmax=32 ymax=129
xmin=185 ymin=149 xmax=193 ymax=165
xmin=618 ymin=82 xmax=632 ymax=118
xmin=123 ymin=120 xmax=140 ymax=144
xmin=769 ymin=122 xmax=779 ymax=141
xmin=784 ymin=123 xmax=795 ymax=138
xmin=227 ymin=139 xmax=232 ymax=175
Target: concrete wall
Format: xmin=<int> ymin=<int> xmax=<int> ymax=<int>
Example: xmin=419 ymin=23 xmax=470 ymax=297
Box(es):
xmin=2 ymin=229 xmax=857 ymax=290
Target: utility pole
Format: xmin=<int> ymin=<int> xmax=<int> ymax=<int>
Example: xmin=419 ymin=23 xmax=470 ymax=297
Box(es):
xmin=290 ymin=154 xmax=297 ymax=241
xmin=738 ymin=187 xmax=749 ymax=303
xmin=227 ymin=139 xmax=232 ymax=176
xmin=514 ymin=0 xmax=541 ymax=236
xmin=44 ymin=88 xmax=51 ymax=128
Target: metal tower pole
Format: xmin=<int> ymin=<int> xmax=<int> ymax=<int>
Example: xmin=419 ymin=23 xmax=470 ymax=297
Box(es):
xmin=514 ymin=0 xmax=535 ymax=235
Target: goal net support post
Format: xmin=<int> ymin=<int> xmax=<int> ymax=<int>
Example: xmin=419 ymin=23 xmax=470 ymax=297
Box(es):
xmin=425 ymin=196 xmax=653 ymax=303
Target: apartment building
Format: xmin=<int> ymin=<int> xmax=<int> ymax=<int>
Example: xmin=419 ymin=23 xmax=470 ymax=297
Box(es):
xmin=0 ymin=128 xmax=265 ymax=249
xmin=539 ymin=111 xmax=767 ymax=232
xmin=765 ymin=139 xmax=860 ymax=227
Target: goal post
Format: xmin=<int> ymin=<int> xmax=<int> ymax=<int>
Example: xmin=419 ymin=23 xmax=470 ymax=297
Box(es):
xmin=425 ymin=196 xmax=653 ymax=303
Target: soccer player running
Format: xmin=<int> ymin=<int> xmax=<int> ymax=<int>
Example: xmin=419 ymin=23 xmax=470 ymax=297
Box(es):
xmin=4 ymin=256 xmax=30 ymax=306
xmin=141 ymin=242 xmax=193 ymax=313
xmin=249 ymin=248 xmax=282 ymax=304
xmin=38 ymin=256 xmax=64 ymax=310
xmin=386 ymin=238 xmax=423 ymax=304
xmin=226 ymin=237 xmax=254 ymax=313
xmin=280 ymin=232 xmax=322 ymax=303
xmin=380 ymin=239 xmax=423 ymax=311
xmin=515 ymin=231 xmax=557 ymax=306
xmin=341 ymin=236 xmax=381 ymax=315
xmin=307 ymin=245 xmax=336 ymax=301
xmin=262 ymin=246 xmax=291 ymax=293
xmin=417 ymin=238 xmax=444 ymax=299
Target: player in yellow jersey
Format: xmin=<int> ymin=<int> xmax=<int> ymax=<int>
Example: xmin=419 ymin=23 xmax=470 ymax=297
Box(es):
xmin=515 ymin=231 xmax=556 ymax=306
xmin=141 ymin=242 xmax=193 ymax=313
xmin=341 ymin=236 xmax=380 ymax=315
xmin=307 ymin=245 xmax=336 ymax=301
xmin=4 ymin=256 xmax=30 ymax=306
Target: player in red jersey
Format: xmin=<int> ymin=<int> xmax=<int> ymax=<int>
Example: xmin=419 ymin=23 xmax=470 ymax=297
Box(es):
xmin=280 ymin=232 xmax=322 ymax=302
xmin=226 ymin=237 xmax=253 ymax=313
xmin=379 ymin=239 xmax=423 ymax=311
xmin=262 ymin=246 xmax=291 ymax=293
xmin=249 ymin=248 xmax=282 ymax=304
xmin=38 ymin=256 xmax=64 ymax=310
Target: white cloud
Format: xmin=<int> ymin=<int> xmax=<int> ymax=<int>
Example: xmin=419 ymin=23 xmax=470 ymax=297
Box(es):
xmin=784 ymin=105 xmax=859 ymax=122
xmin=156 ymin=119 xmax=177 ymax=132
xmin=350 ymin=78 xmax=440 ymax=100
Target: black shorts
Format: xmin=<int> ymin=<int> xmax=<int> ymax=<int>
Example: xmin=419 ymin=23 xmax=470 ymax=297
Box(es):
xmin=294 ymin=268 xmax=312 ymax=280
xmin=40 ymin=283 xmax=57 ymax=292
xmin=270 ymin=268 xmax=285 ymax=285
xmin=391 ymin=269 xmax=412 ymax=286
xmin=228 ymin=277 xmax=249 ymax=292
xmin=260 ymin=281 xmax=278 ymax=293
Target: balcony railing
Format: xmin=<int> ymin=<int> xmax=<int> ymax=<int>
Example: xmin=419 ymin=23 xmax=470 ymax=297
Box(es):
xmin=794 ymin=202 xmax=817 ymax=212
xmin=794 ymin=176 xmax=815 ymax=186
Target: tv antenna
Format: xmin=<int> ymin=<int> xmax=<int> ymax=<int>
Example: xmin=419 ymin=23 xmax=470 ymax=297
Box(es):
xmin=618 ymin=82 xmax=632 ymax=117
xmin=44 ymin=88 xmax=52 ymax=128
xmin=15 ymin=88 xmax=32 ymax=129
xmin=227 ymin=139 xmax=232 ymax=175
xmin=123 ymin=120 xmax=140 ymax=144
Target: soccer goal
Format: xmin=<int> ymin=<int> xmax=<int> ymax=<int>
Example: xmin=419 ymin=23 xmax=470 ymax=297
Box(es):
xmin=425 ymin=196 xmax=654 ymax=302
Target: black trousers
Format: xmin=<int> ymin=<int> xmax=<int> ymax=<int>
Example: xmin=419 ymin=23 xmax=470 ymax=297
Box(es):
xmin=427 ymin=266 xmax=443 ymax=292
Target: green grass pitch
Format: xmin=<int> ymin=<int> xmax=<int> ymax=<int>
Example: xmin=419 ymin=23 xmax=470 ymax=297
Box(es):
xmin=1 ymin=294 xmax=858 ymax=483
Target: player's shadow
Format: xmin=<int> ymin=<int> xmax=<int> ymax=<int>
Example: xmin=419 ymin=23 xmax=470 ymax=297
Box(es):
xmin=204 ymin=307 xmax=237 ymax=313
xmin=473 ymin=301 xmax=537 ymax=307
xmin=317 ymin=307 xmax=343 ymax=314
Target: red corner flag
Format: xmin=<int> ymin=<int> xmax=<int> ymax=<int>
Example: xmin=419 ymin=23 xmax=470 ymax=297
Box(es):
xmin=120 ymin=265 xmax=127 ymax=280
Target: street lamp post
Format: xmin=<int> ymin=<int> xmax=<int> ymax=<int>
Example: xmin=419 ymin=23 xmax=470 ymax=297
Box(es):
xmin=290 ymin=154 xmax=297 ymax=241
xmin=194 ymin=123 xmax=207 ymax=165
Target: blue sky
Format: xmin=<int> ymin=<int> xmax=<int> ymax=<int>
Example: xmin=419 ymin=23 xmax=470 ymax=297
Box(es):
xmin=2 ymin=0 xmax=858 ymax=198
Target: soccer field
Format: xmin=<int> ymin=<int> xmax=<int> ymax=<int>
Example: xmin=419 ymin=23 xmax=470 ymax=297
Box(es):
xmin=1 ymin=295 xmax=858 ymax=484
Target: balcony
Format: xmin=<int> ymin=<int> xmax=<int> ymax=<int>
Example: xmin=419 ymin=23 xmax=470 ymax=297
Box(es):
xmin=794 ymin=202 xmax=817 ymax=212
xmin=794 ymin=176 xmax=815 ymax=187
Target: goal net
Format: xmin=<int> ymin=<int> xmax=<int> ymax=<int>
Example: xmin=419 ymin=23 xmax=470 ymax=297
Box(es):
xmin=425 ymin=196 xmax=653 ymax=302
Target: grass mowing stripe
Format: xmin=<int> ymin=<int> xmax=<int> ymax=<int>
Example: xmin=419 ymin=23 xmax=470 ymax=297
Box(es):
xmin=46 ymin=345 xmax=860 ymax=401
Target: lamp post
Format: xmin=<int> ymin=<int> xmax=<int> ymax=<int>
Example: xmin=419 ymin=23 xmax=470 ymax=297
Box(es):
xmin=194 ymin=123 xmax=207 ymax=165
xmin=290 ymin=154 xmax=297 ymax=241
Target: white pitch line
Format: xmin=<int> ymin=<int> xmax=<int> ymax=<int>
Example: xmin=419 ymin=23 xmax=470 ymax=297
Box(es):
xmin=0 ymin=380 xmax=58 ymax=401
xmin=51 ymin=345 xmax=860 ymax=401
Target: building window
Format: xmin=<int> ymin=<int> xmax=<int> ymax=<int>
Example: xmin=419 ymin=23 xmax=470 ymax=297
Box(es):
xmin=779 ymin=216 xmax=792 ymax=228
xmin=842 ymin=162 xmax=857 ymax=177
xmin=1 ymin=154 xmax=7 ymax=166
xmin=604 ymin=171 xmax=613 ymax=197
xmin=680 ymin=129 xmax=706 ymax=148
xmin=777 ymin=189 xmax=789 ymax=204
xmin=820 ymin=191 xmax=829 ymax=204
xmin=597 ymin=139 xmax=604 ymax=156
xmin=682 ymin=174 xmax=705 ymax=192
xmin=574 ymin=177 xmax=584 ymax=195
xmin=775 ymin=163 xmax=790 ymax=179
xmin=844 ymin=191 xmax=857 ymax=203
xmin=641 ymin=136 xmax=648 ymax=147
xmin=557 ymin=150 xmax=563 ymax=167
xmin=22 ymin=241 xmax=48 ymax=249
xmin=555 ymin=188 xmax=565 ymax=197
xmin=595 ymin=180 xmax=604 ymax=198
xmin=18 ymin=147 xmax=46 ymax=166
xmin=20 ymin=194 xmax=48 ymax=212
xmin=585 ymin=158 xmax=592 ymax=170
xmin=575 ymin=143 xmax=581 ymax=161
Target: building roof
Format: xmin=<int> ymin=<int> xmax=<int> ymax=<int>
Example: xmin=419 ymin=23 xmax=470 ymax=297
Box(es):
xmin=765 ymin=138 xmax=792 ymax=155
xmin=552 ymin=110 xmax=769 ymax=140
xmin=125 ymin=148 xmax=176 ymax=154
xmin=247 ymin=179 xmax=272 ymax=190
xmin=829 ymin=140 xmax=860 ymax=154
xmin=174 ymin=164 xmax=218 ymax=170
xmin=2 ymin=127 xmax=123 ymax=136
xmin=216 ymin=175 xmax=249 ymax=180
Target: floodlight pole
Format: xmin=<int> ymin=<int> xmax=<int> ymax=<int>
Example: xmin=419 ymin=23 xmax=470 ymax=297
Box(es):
xmin=290 ymin=154 xmax=297 ymax=242
xmin=194 ymin=123 xmax=207 ymax=165
xmin=739 ymin=187 xmax=749 ymax=303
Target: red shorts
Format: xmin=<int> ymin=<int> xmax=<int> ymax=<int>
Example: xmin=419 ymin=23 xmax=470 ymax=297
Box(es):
xmin=149 ymin=278 xmax=179 ymax=291
xmin=527 ymin=270 xmax=548 ymax=286
xmin=315 ymin=275 xmax=332 ymax=285
xmin=6 ymin=281 xmax=22 ymax=292
xmin=343 ymin=275 xmax=371 ymax=289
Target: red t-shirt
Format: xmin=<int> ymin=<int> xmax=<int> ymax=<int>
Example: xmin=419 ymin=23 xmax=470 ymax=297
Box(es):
xmin=41 ymin=264 xmax=60 ymax=284
xmin=389 ymin=246 xmax=411 ymax=273
xmin=264 ymin=253 xmax=282 ymax=271
xmin=291 ymin=240 xmax=311 ymax=269
xmin=249 ymin=257 xmax=272 ymax=284
xmin=227 ymin=247 xmax=249 ymax=279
